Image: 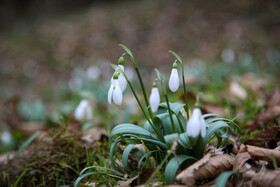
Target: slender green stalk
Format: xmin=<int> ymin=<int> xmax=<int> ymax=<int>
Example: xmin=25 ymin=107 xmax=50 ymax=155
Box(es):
xmin=110 ymin=64 xmax=163 ymax=142
xmin=119 ymin=44 xmax=154 ymax=120
xmin=155 ymin=69 xmax=176 ymax=133
xmin=169 ymin=51 xmax=190 ymax=119
xmin=130 ymin=57 xmax=154 ymax=120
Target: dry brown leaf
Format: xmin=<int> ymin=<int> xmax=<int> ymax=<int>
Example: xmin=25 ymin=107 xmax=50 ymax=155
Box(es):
xmin=229 ymin=81 xmax=247 ymax=100
xmin=245 ymin=126 xmax=280 ymax=148
xmin=233 ymin=144 xmax=257 ymax=179
xmin=0 ymin=151 xmax=15 ymax=164
xmin=240 ymin=73 xmax=268 ymax=92
xmin=250 ymin=170 xmax=280 ymax=187
xmin=81 ymin=126 xmax=108 ymax=145
xmin=267 ymin=89 xmax=280 ymax=108
xmin=245 ymin=106 xmax=280 ymax=130
xmin=176 ymin=153 xmax=234 ymax=186
xmin=246 ymin=145 xmax=280 ymax=164
xmin=201 ymin=104 xmax=227 ymax=117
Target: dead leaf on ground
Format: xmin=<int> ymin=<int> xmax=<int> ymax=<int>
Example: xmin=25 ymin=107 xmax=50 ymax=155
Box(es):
xmin=233 ymin=144 xmax=256 ymax=178
xmin=245 ymin=145 xmax=280 ymax=164
xmin=267 ymin=89 xmax=280 ymax=108
xmin=201 ymin=104 xmax=227 ymax=117
xmin=250 ymin=169 xmax=280 ymax=187
xmin=81 ymin=126 xmax=108 ymax=145
xmin=0 ymin=151 xmax=16 ymax=164
xmin=245 ymin=126 xmax=280 ymax=148
xmin=229 ymin=81 xmax=247 ymax=100
xmin=176 ymin=152 xmax=234 ymax=186
xmin=245 ymin=106 xmax=280 ymax=130
xmin=241 ymin=73 xmax=268 ymax=92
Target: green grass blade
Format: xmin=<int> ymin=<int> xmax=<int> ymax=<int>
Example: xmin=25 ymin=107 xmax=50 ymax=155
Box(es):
xmin=74 ymin=172 xmax=124 ymax=187
xmin=17 ymin=131 xmax=40 ymax=154
xmin=80 ymin=166 xmax=122 ymax=176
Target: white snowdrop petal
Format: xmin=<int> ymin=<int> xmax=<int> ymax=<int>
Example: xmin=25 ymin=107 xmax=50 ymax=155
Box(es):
xmin=118 ymin=65 xmax=124 ymax=71
xmin=200 ymin=117 xmax=207 ymax=138
xmin=113 ymin=81 xmax=123 ymax=105
xmin=187 ymin=117 xmax=201 ymax=137
xmin=169 ymin=69 xmax=180 ymax=92
xmin=75 ymin=100 xmax=93 ymax=121
xmin=108 ymin=84 xmax=114 ymax=104
xmin=118 ymin=74 xmax=127 ymax=92
xmin=149 ymin=87 xmax=160 ymax=113
xmin=186 ymin=108 xmax=203 ymax=138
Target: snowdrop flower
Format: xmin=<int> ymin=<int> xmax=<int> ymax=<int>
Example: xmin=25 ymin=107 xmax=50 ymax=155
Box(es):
xmin=187 ymin=108 xmax=207 ymax=138
xmin=1 ymin=131 xmax=12 ymax=145
xmin=149 ymin=82 xmax=160 ymax=113
xmin=169 ymin=62 xmax=180 ymax=92
xmin=74 ymin=99 xmax=93 ymax=121
xmin=110 ymin=57 xmax=127 ymax=92
xmin=108 ymin=74 xmax=123 ymax=105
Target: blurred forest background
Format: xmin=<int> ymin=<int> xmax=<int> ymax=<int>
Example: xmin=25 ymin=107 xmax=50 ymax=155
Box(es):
xmin=0 ymin=0 xmax=280 ymax=154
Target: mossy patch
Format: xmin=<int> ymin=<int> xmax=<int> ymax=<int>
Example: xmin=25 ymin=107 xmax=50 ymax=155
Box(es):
xmin=0 ymin=131 xmax=107 ymax=187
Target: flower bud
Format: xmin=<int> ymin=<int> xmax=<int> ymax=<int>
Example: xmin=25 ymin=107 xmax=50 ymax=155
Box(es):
xmin=149 ymin=85 xmax=160 ymax=113
xmin=187 ymin=108 xmax=207 ymax=138
xmin=169 ymin=67 xmax=179 ymax=92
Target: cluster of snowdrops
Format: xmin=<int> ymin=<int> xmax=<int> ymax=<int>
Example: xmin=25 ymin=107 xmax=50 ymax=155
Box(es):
xmin=74 ymin=45 xmax=240 ymax=185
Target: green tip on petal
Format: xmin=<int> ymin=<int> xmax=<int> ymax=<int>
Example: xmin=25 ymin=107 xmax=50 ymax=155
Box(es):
xmin=172 ymin=61 xmax=178 ymax=69
xmin=113 ymin=72 xmax=119 ymax=79
xmin=118 ymin=56 xmax=124 ymax=65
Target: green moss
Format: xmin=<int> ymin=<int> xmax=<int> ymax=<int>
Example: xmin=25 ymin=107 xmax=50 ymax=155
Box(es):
xmin=0 ymin=132 xmax=108 ymax=186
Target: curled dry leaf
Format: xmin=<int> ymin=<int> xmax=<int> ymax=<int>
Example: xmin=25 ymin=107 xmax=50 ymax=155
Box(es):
xmin=246 ymin=145 xmax=280 ymax=164
xmin=176 ymin=153 xmax=234 ymax=186
xmin=233 ymin=144 xmax=256 ymax=178
xmin=250 ymin=170 xmax=280 ymax=187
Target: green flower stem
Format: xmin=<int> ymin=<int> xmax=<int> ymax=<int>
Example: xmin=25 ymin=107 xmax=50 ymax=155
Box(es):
xmin=155 ymin=69 xmax=176 ymax=133
xmin=169 ymin=51 xmax=190 ymax=120
xmin=110 ymin=64 xmax=163 ymax=142
xmin=130 ymin=57 xmax=154 ymax=120
xmin=177 ymin=60 xmax=190 ymax=120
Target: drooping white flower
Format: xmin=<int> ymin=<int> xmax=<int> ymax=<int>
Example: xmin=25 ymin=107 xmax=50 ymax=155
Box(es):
xmin=1 ymin=131 xmax=12 ymax=145
xmin=74 ymin=99 xmax=93 ymax=121
xmin=169 ymin=68 xmax=179 ymax=92
xmin=110 ymin=65 xmax=127 ymax=92
xmin=187 ymin=108 xmax=207 ymax=138
xmin=108 ymin=78 xmax=123 ymax=105
xmin=149 ymin=87 xmax=160 ymax=113
xmin=117 ymin=65 xmax=127 ymax=92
